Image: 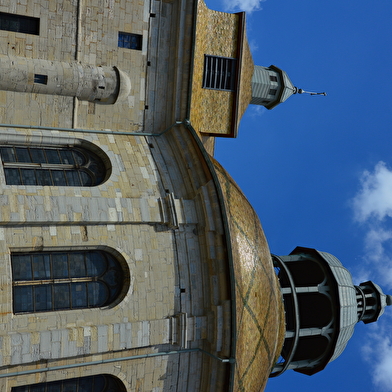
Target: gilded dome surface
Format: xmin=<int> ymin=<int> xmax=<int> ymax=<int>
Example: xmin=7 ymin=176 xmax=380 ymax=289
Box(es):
xmin=212 ymin=159 xmax=285 ymax=392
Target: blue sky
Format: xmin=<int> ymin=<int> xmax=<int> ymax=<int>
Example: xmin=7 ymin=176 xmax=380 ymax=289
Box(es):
xmin=207 ymin=0 xmax=392 ymax=391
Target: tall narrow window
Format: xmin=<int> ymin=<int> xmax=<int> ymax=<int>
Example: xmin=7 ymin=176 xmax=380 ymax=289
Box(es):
xmin=12 ymin=250 xmax=124 ymax=313
xmin=202 ymin=55 xmax=237 ymax=91
xmin=0 ymin=12 xmax=40 ymax=35
xmin=118 ymin=32 xmax=143 ymax=50
xmin=12 ymin=374 xmax=127 ymax=392
xmin=0 ymin=145 xmax=106 ymax=186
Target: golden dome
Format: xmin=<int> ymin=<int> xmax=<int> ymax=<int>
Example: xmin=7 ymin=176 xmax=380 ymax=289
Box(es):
xmin=212 ymin=159 xmax=285 ymax=391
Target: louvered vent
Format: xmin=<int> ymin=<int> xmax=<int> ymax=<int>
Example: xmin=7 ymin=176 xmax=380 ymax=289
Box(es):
xmin=202 ymin=55 xmax=237 ymax=91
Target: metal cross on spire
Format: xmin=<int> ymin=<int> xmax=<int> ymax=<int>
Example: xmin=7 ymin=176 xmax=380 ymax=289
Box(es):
xmin=295 ymin=88 xmax=327 ymax=96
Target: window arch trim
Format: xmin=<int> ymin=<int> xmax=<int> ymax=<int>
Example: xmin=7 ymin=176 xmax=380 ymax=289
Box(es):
xmin=12 ymin=248 xmax=129 ymax=314
xmin=0 ymin=133 xmax=112 ymax=187
xmin=1 ymin=145 xmax=107 ymax=186
xmin=11 ymin=374 xmax=127 ymax=392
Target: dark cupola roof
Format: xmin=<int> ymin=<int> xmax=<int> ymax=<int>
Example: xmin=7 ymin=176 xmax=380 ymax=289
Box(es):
xmin=251 ymin=65 xmax=297 ymax=109
xmin=270 ymin=247 xmax=391 ymax=377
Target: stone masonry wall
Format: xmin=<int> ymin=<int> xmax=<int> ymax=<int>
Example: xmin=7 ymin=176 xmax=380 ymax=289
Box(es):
xmin=0 ymin=1 xmax=240 ymax=390
xmin=0 ymin=0 xmax=149 ymax=131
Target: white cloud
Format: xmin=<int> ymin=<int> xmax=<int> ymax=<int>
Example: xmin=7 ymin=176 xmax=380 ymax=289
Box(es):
xmin=223 ymin=0 xmax=265 ymax=13
xmin=247 ymin=104 xmax=266 ymax=117
xmin=362 ymin=318 xmax=392 ymax=392
xmin=365 ymin=228 xmax=392 ymax=262
xmin=363 ymin=227 xmax=392 ymax=286
xmin=351 ymin=161 xmax=392 ymax=287
xmin=248 ymin=38 xmax=259 ymax=53
xmin=352 ymin=162 xmax=392 ymax=390
xmin=353 ymin=161 xmax=392 ymax=222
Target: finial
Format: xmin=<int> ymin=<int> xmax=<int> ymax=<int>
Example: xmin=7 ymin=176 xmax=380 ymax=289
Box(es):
xmin=295 ymin=87 xmax=327 ymax=96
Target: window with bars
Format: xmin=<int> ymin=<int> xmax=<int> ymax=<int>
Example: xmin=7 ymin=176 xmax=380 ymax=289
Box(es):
xmin=269 ymin=75 xmax=278 ymax=82
xmin=202 ymin=55 xmax=237 ymax=91
xmin=0 ymin=12 xmax=40 ymax=35
xmin=12 ymin=250 xmax=124 ymax=313
xmin=0 ymin=145 xmax=106 ymax=186
xmin=118 ymin=32 xmax=143 ymax=50
xmin=11 ymin=374 xmax=127 ymax=392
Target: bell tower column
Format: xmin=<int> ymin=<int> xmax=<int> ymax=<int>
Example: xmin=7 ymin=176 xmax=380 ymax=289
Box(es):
xmin=0 ymin=55 xmax=131 ymax=104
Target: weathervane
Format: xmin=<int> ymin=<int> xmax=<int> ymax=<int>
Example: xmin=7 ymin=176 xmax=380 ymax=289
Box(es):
xmin=294 ymin=87 xmax=327 ymax=96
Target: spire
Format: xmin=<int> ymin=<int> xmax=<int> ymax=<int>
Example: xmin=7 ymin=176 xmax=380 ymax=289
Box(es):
xmin=250 ymin=65 xmax=326 ymax=110
xmin=296 ymin=88 xmax=327 ymax=96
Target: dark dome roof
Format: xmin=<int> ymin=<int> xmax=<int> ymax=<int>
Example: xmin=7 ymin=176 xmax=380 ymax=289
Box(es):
xmin=315 ymin=250 xmax=358 ymax=363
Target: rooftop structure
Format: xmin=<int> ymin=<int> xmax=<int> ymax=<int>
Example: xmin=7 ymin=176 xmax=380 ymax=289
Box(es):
xmin=271 ymin=247 xmax=391 ymax=377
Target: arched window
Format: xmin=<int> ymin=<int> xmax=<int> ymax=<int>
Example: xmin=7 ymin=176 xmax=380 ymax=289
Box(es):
xmin=11 ymin=374 xmax=127 ymax=392
xmin=0 ymin=145 xmax=106 ymax=186
xmin=12 ymin=250 xmax=124 ymax=313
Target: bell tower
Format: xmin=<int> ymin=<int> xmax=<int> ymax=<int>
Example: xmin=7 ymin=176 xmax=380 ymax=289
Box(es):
xmin=251 ymin=65 xmax=297 ymax=109
xmin=251 ymin=65 xmax=326 ymax=110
